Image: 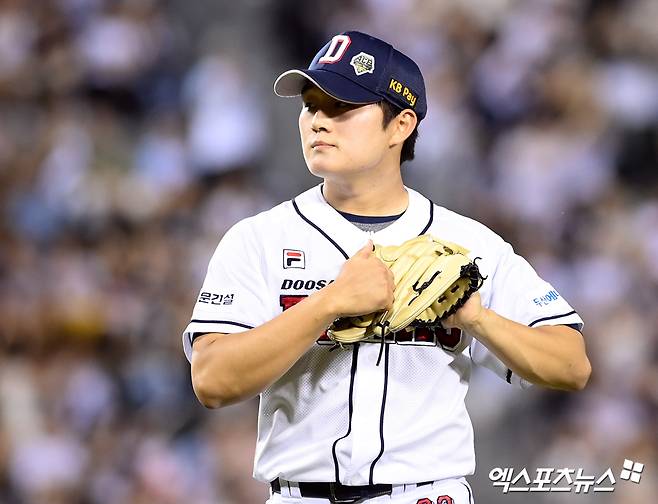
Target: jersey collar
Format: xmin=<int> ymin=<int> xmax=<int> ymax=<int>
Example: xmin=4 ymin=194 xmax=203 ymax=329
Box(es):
xmin=292 ymin=184 xmax=434 ymax=256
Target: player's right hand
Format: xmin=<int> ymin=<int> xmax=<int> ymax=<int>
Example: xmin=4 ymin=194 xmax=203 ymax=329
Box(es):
xmin=325 ymin=240 xmax=394 ymax=318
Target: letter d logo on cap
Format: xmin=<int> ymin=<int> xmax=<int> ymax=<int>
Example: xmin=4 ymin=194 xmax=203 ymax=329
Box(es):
xmin=318 ymin=35 xmax=351 ymax=64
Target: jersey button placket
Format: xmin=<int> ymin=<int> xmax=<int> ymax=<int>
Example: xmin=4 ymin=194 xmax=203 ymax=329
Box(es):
xmin=343 ymin=344 xmax=388 ymax=484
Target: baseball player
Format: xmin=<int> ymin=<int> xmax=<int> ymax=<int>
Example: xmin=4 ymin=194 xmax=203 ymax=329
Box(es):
xmin=183 ymin=31 xmax=591 ymax=504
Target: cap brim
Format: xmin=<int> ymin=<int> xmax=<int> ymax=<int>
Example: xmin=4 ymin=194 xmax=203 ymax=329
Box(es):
xmin=273 ymin=69 xmax=381 ymax=105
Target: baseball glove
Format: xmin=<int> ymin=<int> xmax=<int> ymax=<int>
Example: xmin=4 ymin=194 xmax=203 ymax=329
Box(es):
xmin=327 ymin=235 xmax=484 ymax=344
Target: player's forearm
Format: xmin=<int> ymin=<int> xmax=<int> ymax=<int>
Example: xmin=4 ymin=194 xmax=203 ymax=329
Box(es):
xmin=466 ymin=309 xmax=591 ymax=391
xmin=191 ymin=288 xmax=339 ymax=408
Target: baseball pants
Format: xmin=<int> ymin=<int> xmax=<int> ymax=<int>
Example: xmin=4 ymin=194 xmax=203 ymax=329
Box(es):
xmin=266 ymin=477 xmax=474 ymax=504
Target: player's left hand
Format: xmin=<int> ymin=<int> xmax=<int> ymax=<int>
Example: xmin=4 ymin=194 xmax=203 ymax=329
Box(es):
xmin=441 ymin=292 xmax=486 ymax=331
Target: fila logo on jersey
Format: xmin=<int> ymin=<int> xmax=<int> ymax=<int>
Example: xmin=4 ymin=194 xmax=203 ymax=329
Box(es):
xmin=283 ymin=249 xmax=305 ymax=269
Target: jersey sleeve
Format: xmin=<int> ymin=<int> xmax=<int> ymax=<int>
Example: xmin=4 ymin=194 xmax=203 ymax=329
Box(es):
xmin=181 ymin=220 xmax=273 ymax=362
xmin=471 ymin=237 xmax=584 ymax=387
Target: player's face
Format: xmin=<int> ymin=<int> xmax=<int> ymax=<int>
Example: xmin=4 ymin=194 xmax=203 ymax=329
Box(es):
xmin=299 ymin=86 xmax=393 ymax=178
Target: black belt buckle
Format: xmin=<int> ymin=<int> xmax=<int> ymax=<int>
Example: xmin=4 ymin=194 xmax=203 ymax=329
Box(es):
xmin=328 ymin=482 xmax=392 ymax=503
xmin=329 ymin=482 xmax=358 ymax=503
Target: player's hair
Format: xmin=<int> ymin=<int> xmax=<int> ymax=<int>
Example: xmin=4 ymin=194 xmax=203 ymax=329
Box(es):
xmin=379 ymin=101 xmax=419 ymax=164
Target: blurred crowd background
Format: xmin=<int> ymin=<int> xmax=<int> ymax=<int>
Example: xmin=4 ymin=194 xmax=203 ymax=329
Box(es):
xmin=0 ymin=0 xmax=656 ymax=503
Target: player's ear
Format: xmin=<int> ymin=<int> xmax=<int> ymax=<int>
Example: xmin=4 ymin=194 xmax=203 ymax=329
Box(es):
xmin=389 ymin=109 xmax=417 ymax=147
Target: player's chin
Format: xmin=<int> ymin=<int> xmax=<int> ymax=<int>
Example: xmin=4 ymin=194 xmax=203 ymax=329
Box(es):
xmin=305 ymin=160 xmax=344 ymax=178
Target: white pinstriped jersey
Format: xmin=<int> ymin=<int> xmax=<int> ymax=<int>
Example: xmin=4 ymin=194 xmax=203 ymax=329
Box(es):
xmin=182 ymin=184 xmax=583 ymax=486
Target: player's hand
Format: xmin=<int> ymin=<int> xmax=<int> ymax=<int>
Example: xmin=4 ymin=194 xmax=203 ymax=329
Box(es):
xmin=441 ymin=292 xmax=486 ymax=331
xmin=325 ymin=240 xmax=394 ymax=318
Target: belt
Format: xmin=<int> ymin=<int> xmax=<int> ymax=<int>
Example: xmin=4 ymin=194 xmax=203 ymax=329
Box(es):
xmin=271 ymin=478 xmax=433 ymax=503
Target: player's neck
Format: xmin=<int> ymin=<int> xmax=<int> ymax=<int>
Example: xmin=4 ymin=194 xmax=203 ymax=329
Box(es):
xmin=322 ymin=173 xmax=408 ymax=216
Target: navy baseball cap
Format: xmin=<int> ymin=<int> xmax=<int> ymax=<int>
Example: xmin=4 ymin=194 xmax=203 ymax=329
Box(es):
xmin=274 ymin=31 xmax=427 ymax=120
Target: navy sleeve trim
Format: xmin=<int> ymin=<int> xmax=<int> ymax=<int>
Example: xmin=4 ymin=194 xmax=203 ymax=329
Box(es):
xmin=188 ymin=320 xmax=254 ymax=347
xmin=528 ymin=310 xmax=577 ymax=327
xmin=189 ymin=319 xmax=254 ymax=329
xmin=292 ymin=199 xmax=349 ymax=259
xmin=506 ymin=369 xmax=513 ymax=384
xmin=418 ymin=199 xmax=434 ymax=235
